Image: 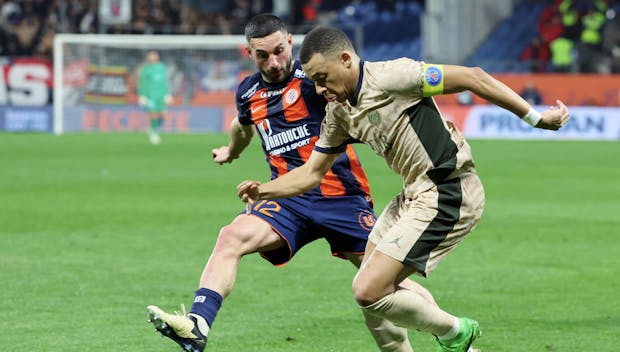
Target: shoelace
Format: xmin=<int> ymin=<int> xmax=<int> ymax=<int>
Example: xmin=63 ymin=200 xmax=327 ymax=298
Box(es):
xmin=165 ymin=304 xmax=197 ymax=337
xmin=173 ymin=303 xmax=188 ymax=317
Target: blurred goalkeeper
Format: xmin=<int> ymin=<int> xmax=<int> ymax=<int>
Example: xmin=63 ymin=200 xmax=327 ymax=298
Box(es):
xmin=146 ymin=14 xmax=433 ymax=352
xmin=138 ymin=50 xmax=172 ymax=145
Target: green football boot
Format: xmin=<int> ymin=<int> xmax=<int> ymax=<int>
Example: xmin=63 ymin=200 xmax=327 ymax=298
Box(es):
xmin=436 ymin=317 xmax=481 ymax=352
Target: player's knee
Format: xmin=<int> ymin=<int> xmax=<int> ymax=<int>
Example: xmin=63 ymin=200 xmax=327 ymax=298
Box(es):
xmin=352 ymin=275 xmax=386 ymax=306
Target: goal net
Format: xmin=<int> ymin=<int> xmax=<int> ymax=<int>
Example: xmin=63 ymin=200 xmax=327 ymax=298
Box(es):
xmin=53 ymin=34 xmax=304 ymax=135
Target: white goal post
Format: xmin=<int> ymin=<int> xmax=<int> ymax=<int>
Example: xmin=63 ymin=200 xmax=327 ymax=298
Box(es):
xmin=53 ymin=34 xmax=305 ymax=135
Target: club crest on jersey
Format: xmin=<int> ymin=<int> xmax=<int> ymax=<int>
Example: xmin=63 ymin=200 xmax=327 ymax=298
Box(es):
xmin=285 ymin=88 xmax=299 ymax=105
xmin=358 ymin=210 xmax=376 ymax=231
xmin=425 ymin=66 xmax=442 ymax=87
xmin=367 ymin=110 xmax=381 ymax=125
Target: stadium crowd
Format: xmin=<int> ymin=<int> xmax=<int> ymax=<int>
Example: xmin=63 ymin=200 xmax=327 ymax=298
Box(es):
xmin=0 ymin=0 xmax=363 ymax=59
xmin=0 ymin=0 xmax=618 ymax=73
xmin=519 ymin=0 xmax=620 ymax=73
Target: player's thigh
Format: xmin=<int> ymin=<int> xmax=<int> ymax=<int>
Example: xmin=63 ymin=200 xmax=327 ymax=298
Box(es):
xmin=243 ymin=197 xmax=315 ymax=266
xmin=220 ymin=214 xmax=284 ymax=253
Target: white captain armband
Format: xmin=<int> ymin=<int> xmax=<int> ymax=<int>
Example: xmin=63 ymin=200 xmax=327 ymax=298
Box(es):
xmin=522 ymin=107 xmax=542 ymax=127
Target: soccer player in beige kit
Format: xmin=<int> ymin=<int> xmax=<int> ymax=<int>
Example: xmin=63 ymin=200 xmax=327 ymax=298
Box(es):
xmin=238 ymin=27 xmax=569 ymax=352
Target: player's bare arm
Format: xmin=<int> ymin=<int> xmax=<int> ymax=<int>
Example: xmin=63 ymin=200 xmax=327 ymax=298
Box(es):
xmin=441 ymin=65 xmax=569 ymax=130
xmin=212 ymin=118 xmax=254 ymax=164
xmin=237 ymin=150 xmax=340 ymax=202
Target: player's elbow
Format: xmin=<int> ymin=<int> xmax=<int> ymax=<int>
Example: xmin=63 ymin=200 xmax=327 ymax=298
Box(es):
xmin=454 ymin=66 xmax=495 ymax=97
xmin=469 ymin=66 xmax=494 ymax=90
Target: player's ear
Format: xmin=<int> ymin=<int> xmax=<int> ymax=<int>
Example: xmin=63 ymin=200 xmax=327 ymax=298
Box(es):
xmin=245 ymin=45 xmax=252 ymax=57
xmin=340 ymin=51 xmax=352 ymax=68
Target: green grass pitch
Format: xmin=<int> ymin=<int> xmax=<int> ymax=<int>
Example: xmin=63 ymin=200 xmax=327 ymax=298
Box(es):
xmin=1 ymin=133 xmax=618 ymax=351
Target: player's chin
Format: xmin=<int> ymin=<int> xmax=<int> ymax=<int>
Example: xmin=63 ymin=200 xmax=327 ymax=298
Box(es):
xmin=269 ymin=69 xmax=286 ymax=81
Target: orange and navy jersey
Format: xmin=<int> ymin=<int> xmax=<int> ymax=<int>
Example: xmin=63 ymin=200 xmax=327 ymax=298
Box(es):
xmin=236 ymin=60 xmax=371 ymax=198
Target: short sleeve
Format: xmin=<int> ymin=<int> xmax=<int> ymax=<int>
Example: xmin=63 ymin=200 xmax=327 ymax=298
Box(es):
xmin=313 ymin=107 xmax=351 ymax=154
xmin=235 ymin=83 xmax=253 ymax=126
xmin=368 ymin=58 xmax=425 ymax=97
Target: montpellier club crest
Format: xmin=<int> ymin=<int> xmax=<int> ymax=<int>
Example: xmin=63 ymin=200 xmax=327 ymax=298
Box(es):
xmin=285 ymin=88 xmax=299 ymax=105
xmin=358 ymin=210 xmax=376 ymax=231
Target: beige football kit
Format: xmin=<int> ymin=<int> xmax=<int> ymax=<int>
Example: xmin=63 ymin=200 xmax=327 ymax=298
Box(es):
xmin=314 ymin=58 xmax=485 ymax=276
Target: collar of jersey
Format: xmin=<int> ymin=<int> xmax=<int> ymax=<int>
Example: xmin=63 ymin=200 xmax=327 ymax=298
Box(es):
xmin=349 ymin=60 xmax=364 ymax=106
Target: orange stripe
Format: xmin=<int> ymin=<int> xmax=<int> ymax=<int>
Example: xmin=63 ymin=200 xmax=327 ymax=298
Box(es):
xmin=250 ymin=89 xmax=268 ymax=123
xmin=320 ymin=169 xmax=347 ymax=197
xmin=297 ymin=136 xmax=318 ymax=165
xmin=345 ymin=145 xmax=371 ymax=195
xmin=282 ymin=79 xmax=309 ymax=122
xmin=269 ymin=154 xmax=288 ymax=177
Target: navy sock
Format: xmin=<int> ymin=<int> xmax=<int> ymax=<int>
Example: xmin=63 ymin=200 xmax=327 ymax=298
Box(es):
xmin=190 ymin=288 xmax=223 ymax=327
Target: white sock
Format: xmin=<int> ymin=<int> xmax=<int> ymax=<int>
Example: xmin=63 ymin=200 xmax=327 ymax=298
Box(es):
xmin=363 ymin=310 xmax=413 ymax=352
xmin=360 ymin=288 xmax=452 ymax=334
xmin=438 ymin=317 xmax=460 ymax=341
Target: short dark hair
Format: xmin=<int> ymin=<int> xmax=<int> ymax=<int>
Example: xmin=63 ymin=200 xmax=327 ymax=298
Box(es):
xmin=300 ymin=27 xmax=355 ymax=64
xmin=244 ymin=14 xmax=287 ymax=41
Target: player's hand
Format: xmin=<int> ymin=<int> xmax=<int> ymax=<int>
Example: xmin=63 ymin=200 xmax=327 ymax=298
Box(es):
xmin=237 ymin=180 xmax=260 ymax=204
xmin=536 ymin=100 xmax=569 ymax=130
xmin=138 ymin=96 xmax=148 ymax=106
xmin=212 ymin=146 xmax=236 ymax=164
xmin=164 ymin=94 xmax=173 ymax=105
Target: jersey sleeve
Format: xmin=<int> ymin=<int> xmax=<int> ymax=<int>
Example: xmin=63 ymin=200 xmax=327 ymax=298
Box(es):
xmin=369 ymin=58 xmax=444 ymax=98
xmin=235 ymin=80 xmax=253 ymax=126
xmin=313 ymin=107 xmax=351 ymax=154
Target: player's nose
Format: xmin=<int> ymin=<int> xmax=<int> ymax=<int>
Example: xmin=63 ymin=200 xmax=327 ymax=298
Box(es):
xmin=267 ymin=54 xmax=279 ymax=68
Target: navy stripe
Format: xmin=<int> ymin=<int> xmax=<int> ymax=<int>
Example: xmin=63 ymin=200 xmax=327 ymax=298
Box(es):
xmin=314 ymin=144 xmax=347 ymax=154
xmin=404 ymin=177 xmax=462 ymax=273
xmin=407 ymin=98 xmax=458 ymax=184
xmin=330 ymin=153 xmax=362 ymax=195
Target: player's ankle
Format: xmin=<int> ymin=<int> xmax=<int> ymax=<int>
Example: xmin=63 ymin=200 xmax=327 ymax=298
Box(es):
xmin=437 ymin=317 xmax=461 ymax=342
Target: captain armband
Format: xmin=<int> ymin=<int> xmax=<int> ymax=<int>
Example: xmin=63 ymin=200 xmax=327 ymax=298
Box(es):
xmin=422 ymin=64 xmax=444 ymax=97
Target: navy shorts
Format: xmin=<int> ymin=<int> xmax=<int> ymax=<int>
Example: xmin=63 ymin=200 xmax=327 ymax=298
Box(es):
xmin=241 ymin=195 xmax=376 ymax=266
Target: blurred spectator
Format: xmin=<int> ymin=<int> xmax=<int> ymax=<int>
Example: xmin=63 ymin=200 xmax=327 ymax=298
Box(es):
xmin=578 ymin=6 xmax=607 ymax=72
xmin=0 ymin=1 xmax=43 ymax=56
xmin=230 ymin=0 xmax=252 ymax=33
xmin=558 ymin=0 xmax=581 ymax=40
xmin=539 ymin=9 xmax=565 ymax=43
xmin=519 ymin=37 xmax=551 ymax=72
xmin=602 ymin=8 xmax=620 ymax=73
xmin=520 ymin=80 xmax=544 ymax=105
xmin=549 ymin=36 xmax=575 ymax=72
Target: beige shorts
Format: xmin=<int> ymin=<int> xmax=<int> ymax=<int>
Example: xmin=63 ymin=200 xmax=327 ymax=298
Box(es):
xmin=369 ymin=172 xmax=485 ymax=277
